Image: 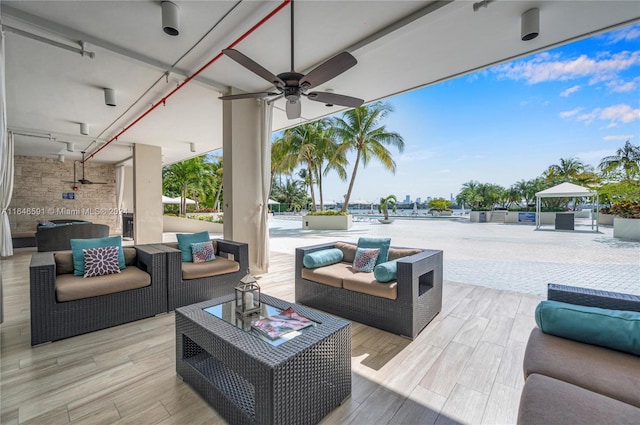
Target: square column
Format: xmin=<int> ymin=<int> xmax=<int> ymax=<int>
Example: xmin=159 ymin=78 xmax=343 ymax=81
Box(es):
xmin=133 ymin=143 xmax=163 ymax=244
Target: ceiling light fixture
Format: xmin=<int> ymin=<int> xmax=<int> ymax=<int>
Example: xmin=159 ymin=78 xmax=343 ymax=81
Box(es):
xmin=189 ymin=142 xmax=196 ymax=153
xmin=162 ymin=1 xmax=180 ymax=36
xmin=104 ymin=88 xmax=116 ymax=107
xmin=58 ymin=154 xmax=65 ymax=162
xmin=521 ymin=8 xmax=540 ymax=41
xmin=66 ymin=142 xmax=74 ymax=152
xmin=80 ymin=122 xmax=89 ymax=135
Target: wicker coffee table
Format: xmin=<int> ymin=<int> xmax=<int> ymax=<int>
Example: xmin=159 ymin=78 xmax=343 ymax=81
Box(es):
xmin=175 ymin=293 xmax=351 ymax=425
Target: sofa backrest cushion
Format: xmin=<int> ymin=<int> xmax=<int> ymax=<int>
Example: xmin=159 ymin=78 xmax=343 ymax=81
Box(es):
xmin=54 ymin=251 xmax=75 ymax=275
xmin=335 ymin=242 xmax=357 ymax=263
xmin=303 ymin=248 xmax=344 ymax=269
xmin=535 ymin=300 xmax=640 ymax=355
xmin=70 ymin=236 xmax=125 ymax=276
xmin=357 ymin=237 xmax=391 ymax=265
xmin=388 ymin=248 xmax=423 ymax=261
xmin=176 ymin=231 xmax=211 ymax=262
xmin=123 ymin=247 xmax=137 ymax=266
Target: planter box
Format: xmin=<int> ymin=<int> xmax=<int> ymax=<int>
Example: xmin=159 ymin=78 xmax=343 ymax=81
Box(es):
xmin=598 ymin=213 xmax=615 ymax=226
xmin=302 ymin=215 xmax=352 ymax=230
xmin=613 ymin=217 xmax=640 ymax=241
xmin=163 ymin=215 xmax=223 ymax=234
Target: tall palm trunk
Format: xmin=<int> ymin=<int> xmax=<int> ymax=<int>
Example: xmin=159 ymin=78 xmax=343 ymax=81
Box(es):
xmin=317 ymin=168 xmax=324 ymax=210
xmin=307 ymin=161 xmax=317 ymax=212
xmin=342 ymin=148 xmax=362 ymax=212
xmin=213 ymin=182 xmax=223 ymax=212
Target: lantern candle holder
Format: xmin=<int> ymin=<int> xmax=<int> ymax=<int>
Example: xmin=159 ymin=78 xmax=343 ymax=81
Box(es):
xmin=235 ymin=274 xmax=261 ymax=316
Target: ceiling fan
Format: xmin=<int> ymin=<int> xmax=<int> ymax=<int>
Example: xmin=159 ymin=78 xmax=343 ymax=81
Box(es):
xmin=219 ymin=0 xmax=364 ymax=119
xmin=63 ymin=152 xmax=108 ymax=185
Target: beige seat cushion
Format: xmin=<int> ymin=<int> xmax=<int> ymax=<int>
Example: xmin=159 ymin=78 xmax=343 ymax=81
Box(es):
xmin=518 ymin=373 xmax=640 ymax=425
xmin=524 ymin=328 xmax=640 ymax=408
xmin=56 ymin=266 xmax=151 ymax=302
xmin=181 ymin=257 xmax=239 ymax=280
xmin=300 ymin=262 xmax=354 ymax=288
xmin=343 ymin=273 xmax=398 ymax=300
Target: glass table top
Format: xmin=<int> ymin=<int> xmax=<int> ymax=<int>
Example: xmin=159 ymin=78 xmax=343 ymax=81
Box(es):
xmin=203 ymin=299 xmax=317 ymax=347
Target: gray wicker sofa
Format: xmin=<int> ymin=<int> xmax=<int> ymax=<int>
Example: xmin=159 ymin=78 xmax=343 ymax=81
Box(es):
xmin=517 ymin=284 xmax=640 ymax=424
xmin=36 ymin=220 xmax=109 ymax=252
xmin=295 ymin=241 xmax=443 ymax=339
xmin=29 ymin=245 xmax=167 ymax=345
xmin=150 ymin=240 xmax=249 ymax=311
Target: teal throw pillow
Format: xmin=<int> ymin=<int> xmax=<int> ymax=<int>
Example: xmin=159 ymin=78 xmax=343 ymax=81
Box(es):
xmin=535 ymin=300 xmax=640 ymax=355
xmin=357 ymin=237 xmax=391 ymax=266
xmin=303 ymin=248 xmax=344 ymax=269
xmin=352 ymin=247 xmax=380 ymax=273
xmin=177 ymin=231 xmax=211 ymax=262
xmin=374 ymin=260 xmax=398 ymax=283
xmin=71 ymin=235 xmax=125 ymax=276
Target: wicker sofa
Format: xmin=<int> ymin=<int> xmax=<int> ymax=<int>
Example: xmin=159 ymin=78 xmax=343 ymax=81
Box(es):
xmin=35 ymin=220 xmax=109 ymax=252
xmin=518 ymin=284 xmax=640 ymax=424
xmin=295 ymin=241 xmax=443 ymax=339
xmin=150 ymin=240 xmax=249 ymax=311
xmin=29 ymin=245 xmax=167 ymax=345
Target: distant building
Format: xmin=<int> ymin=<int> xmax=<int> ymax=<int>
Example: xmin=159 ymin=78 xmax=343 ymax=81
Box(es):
xmin=404 ymin=195 xmax=411 ymax=203
xmin=416 ymin=197 xmax=421 ymax=203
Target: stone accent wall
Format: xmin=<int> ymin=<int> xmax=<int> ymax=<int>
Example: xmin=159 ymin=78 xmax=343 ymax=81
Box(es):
xmin=9 ymin=156 xmax=120 ymax=233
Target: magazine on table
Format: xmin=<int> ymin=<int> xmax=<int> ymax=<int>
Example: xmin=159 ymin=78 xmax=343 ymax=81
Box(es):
xmin=251 ymin=307 xmax=314 ymax=340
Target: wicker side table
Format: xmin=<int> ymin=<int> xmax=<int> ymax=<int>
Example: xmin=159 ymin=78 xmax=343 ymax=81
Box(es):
xmin=176 ymin=293 xmax=351 ymax=425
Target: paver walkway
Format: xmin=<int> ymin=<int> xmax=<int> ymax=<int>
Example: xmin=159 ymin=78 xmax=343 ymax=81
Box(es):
xmin=268 ymin=216 xmax=640 ymax=296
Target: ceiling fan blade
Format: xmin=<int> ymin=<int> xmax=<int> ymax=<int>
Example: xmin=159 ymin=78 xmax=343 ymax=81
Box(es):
xmin=299 ymin=52 xmax=357 ymax=90
xmin=223 ymin=49 xmax=285 ymax=88
xmin=306 ymin=91 xmax=364 ymax=108
xmin=219 ymin=92 xmax=279 ymax=101
xmin=286 ymin=100 xmax=301 ymax=119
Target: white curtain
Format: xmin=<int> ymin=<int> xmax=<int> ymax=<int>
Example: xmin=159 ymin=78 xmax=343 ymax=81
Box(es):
xmin=115 ymin=165 xmax=125 ymax=232
xmin=255 ymin=99 xmax=274 ymax=273
xmin=0 ymin=27 xmax=14 ymax=258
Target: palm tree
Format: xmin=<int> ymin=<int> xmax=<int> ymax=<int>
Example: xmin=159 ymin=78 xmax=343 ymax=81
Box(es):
xmin=544 ymin=157 xmax=586 ymax=184
xmin=599 ymin=140 xmax=640 ymax=181
xmin=333 ymin=102 xmax=405 ymax=212
xmin=313 ymin=121 xmax=347 ymax=210
xmin=378 ymin=194 xmax=397 ymax=220
xmin=162 ymin=156 xmax=214 ymax=215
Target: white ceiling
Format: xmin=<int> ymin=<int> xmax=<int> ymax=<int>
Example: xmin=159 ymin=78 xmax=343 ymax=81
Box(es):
xmin=3 ymin=0 xmax=638 ymax=165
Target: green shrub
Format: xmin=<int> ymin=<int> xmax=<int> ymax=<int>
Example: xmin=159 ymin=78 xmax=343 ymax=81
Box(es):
xmin=307 ymin=210 xmax=349 ymax=216
xmin=610 ymin=202 xmax=640 ymax=219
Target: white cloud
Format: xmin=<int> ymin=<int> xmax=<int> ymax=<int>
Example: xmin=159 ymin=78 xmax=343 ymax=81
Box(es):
xmin=603 ymin=134 xmax=634 ymax=141
xmin=607 ymin=76 xmax=640 ymax=93
xmin=605 ymin=23 xmax=640 ymax=43
xmin=560 ymin=85 xmax=581 ymax=97
xmin=559 ymin=107 xmax=583 ymax=119
xmin=566 ymin=104 xmax=640 ymax=126
xmin=494 ymin=51 xmax=640 ymax=86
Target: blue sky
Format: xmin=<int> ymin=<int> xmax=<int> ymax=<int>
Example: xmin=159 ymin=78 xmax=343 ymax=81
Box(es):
xmin=316 ymin=22 xmax=640 ymax=204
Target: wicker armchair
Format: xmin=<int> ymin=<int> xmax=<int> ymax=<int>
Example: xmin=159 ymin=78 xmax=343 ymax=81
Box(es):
xmin=35 ymin=222 xmax=109 ymax=252
xmin=29 ymin=245 xmax=167 ymax=345
xmin=295 ymin=242 xmax=443 ymax=339
xmin=150 ymin=240 xmax=249 ymax=311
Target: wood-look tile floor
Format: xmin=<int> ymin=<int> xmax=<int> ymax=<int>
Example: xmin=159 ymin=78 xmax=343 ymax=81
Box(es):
xmin=1 ymin=248 xmax=541 ymax=425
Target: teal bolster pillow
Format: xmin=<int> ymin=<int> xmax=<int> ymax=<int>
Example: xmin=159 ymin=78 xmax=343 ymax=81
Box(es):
xmin=535 ymin=300 xmax=640 ymax=355
xmin=357 ymin=237 xmax=391 ymax=266
xmin=374 ymin=260 xmax=398 ymax=283
xmin=71 ymin=235 xmax=125 ymax=276
xmin=303 ymin=248 xmax=344 ymax=269
xmin=177 ymin=231 xmax=211 ymax=262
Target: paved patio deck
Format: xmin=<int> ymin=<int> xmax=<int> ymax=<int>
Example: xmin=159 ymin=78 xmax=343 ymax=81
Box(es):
xmin=267 ymin=216 xmax=640 ymax=296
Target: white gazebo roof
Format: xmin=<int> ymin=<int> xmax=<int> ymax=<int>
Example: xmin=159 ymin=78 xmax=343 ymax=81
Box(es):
xmin=535 ymin=182 xmax=597 ymax=198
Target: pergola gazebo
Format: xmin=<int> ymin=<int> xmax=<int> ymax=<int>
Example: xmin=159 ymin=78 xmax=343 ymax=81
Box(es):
xmin=535 ymin=182 xmax=599 ymax=232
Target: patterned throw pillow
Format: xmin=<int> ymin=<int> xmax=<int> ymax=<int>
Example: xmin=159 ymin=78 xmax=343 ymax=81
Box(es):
xmin=191 ymin=241 xmax=216 ymax=263
xmin=83 ymin=246 xmax=121 ymax=278
xmin=352 ymin=247 xmax=380 ymax=273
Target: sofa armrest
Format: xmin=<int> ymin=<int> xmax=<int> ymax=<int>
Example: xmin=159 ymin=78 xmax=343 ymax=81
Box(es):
xmin=134 ymin=244 xmax=166 ymax=284
xmin=217 ymin=239 xmax=249 ymax=275
xmin=30 ymin=252 xmax=57 ymax=344
xmin=548 ymin=284 xmax=640 ymax=312
xmin=396 ymin=249 xmax=443 ymax=302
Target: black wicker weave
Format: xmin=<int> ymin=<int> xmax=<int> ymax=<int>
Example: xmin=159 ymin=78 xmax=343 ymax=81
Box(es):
xmin=150 ymin=240 xmax=249 ymax=311
xmin=175 ymin=293 xmax=351 ymax=425
xmin=35 ymin=222 xmax=110 ymax=252
xmin=29 ymin=245 xmax=167 ymax=346
xmin=295 ymin=242 xmax=443 ymax=339
xmin=547 ymin=283 xmax=640 ymax=312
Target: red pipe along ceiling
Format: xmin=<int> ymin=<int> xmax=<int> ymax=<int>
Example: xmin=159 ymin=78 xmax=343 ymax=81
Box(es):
xmin=85 ymin=0 xmax=292 ymax=162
